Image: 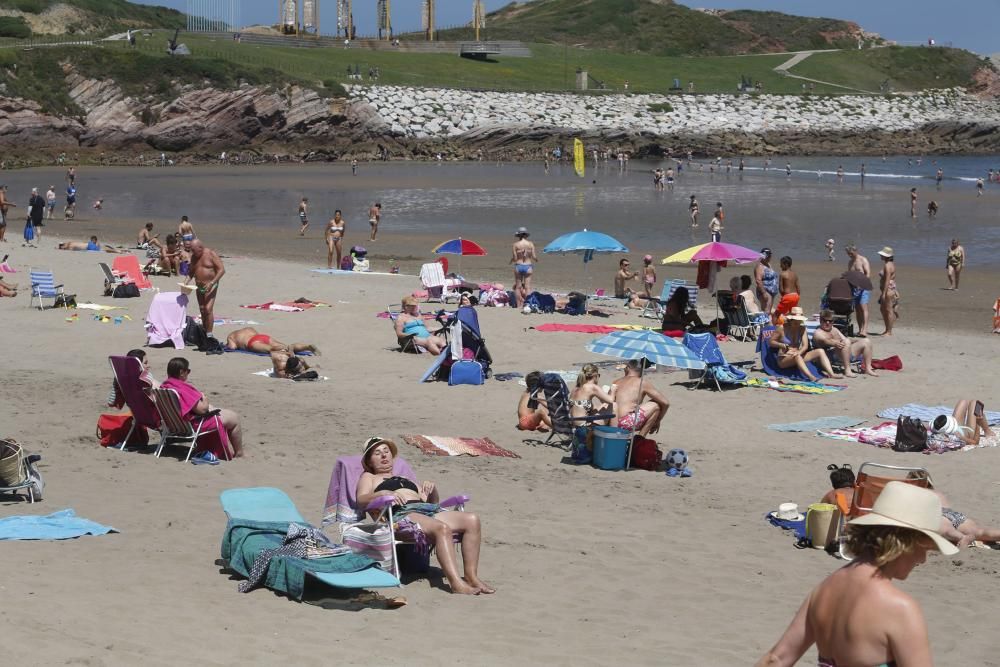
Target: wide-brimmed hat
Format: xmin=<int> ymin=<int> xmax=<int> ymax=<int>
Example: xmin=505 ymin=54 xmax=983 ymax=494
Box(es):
xmin=784 ymin=306 xmax=807 ymax=322
xmin=877 ymin=246 xmax=894 ymax=258
xmin=177 ymin=282 xmax=196 ymax=294
xmin=770 ymin=502 xmax=804 ymax=522
xmin=515 ymin=227 xmax=529 ymax=237
xmin=362 ymin=437 xmax=398 ymax=471
xmin=848 ymin=481 xmax=958 ymax=555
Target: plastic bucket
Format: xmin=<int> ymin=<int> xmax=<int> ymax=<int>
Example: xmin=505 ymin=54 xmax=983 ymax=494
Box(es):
xmin=592 ymin=426 xmax=630 ymax=471
xmin=805 ymin=503 xmax=840 ymax=549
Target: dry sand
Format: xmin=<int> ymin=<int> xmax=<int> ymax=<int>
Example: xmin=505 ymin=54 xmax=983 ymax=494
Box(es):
xmin=1 ymin=229 xmax=999 ymax=665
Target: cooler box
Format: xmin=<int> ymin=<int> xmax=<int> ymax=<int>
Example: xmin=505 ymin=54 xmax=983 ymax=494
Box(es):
xmin=592 ymin=426 xmax=630 ymax=471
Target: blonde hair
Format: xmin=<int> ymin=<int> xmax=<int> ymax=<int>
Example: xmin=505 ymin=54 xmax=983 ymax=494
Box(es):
xmin=576 ymin=364 xmax=600 ymax=387
xmin=843 ymin=525 xmax=934 ymax=567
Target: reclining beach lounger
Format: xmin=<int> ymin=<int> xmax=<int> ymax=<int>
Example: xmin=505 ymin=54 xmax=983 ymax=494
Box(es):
xmin=220 ymin=487 xmax=400 ymax=595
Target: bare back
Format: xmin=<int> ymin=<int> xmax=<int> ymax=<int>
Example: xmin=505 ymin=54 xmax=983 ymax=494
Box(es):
xmin=512 ymin=239 xmax=536 ymax=264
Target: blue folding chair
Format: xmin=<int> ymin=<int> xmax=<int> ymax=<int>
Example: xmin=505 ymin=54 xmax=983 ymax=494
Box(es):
xmin=683 ymin=331 xmax=747 ymax=390
xmin=29 ymin=267 xmax=66 ymax=310
xmin=756 ymin=325 xmax=819 ymax=381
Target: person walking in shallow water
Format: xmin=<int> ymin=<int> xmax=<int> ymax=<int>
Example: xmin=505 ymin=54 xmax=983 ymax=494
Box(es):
xmin=688 ymin=195 xmax=699 ymax=227
xmin=910 ymin=188 xmax=918 ymax=219
xmin=297 ymin=197 xmax=309 ymax=236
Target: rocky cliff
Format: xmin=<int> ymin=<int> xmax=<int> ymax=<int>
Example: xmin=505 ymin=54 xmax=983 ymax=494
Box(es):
xmin=1 ymin=73 xmax=999 ymax=161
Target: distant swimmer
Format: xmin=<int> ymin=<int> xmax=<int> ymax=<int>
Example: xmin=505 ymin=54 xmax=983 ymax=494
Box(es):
xmin=351 ymin=158 xmax=358 ymax=175
xmin=910 ymin=187 xmax=918 ymax=218
xmin=860 ymin=162 xmax=866 ymax=181
xmin=298 ymin=197 xmax=309 ymax=236
xmin=927 ymin=200 xmax=939 ymax=218
xmin=836 ymin=165 xmax=844 ymax=182
xmin=976 ymin=177 xmax=984 ymax=196
xmin=936 ymin=168 xmax=944 ymax=188
xmin=785 ymin=162 xmax=792 ymax=177
xmin=368 ymin=202 xmax=382 ymax=241
xmin=665 ymin=167 xmax=675 ymax=189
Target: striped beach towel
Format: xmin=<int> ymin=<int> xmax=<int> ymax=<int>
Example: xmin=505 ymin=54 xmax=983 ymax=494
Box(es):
xmin=400 ymin=435 xmax=520 ymax=459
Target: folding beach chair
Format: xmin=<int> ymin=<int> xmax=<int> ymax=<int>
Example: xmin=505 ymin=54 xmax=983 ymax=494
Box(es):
xmin=640 ymin=279 xmax=698 ymax=320
xmin=385 ymin=305 xmax=426 ymax=354
xmin=220 ymin=487 xmax=400 ymax=594
xmin=737 ymin=292 xmax=769 ymax=340
xmin=419 ymin=261 xmax=458 ymax=303
xmin=683 ymin=331 xmax=747 ymax=391
xmin=838 ymin=462 xmax=932 ymax=560
xmin=756 ymin=325 xmax=820 ymax=381
xmin=322 ymin=455 xmax=468 ymax=582
xmin=0 ymin=439 xmax=42 ymax=503
xmin=150 ymin=388 xmax=232 ymax=462
xmin=537 ymin=372 xmax=614 ymax=449
xmin=99 ymin=262 xmax=126 ymax=295
xmin=28 ymin=267 xmax=66 ymax=310
xmin=108 ymin=355 xmax=162 ymax=449
xmin=717 ymin=290 xmax=752 ymax=341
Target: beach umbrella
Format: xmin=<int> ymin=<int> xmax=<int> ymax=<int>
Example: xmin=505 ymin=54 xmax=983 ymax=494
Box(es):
xmin=841 ymin=270 xmax=873 ymax=292
xmin=659 ymin=241 xmax=761 ymax=265
xmin=432 ymin=237 xmax=486 ymax=276
xmin=586 ymin=329 xmax=704 ymax=469
xmin=543 ymin=229 xmax=629 ymax=302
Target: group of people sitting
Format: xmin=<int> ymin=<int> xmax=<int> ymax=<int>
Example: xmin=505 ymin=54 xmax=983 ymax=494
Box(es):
xmin=517 ymin=360 xmax=670 ymax=452
xmin=769 ymin=306 xmax=878 ymax=381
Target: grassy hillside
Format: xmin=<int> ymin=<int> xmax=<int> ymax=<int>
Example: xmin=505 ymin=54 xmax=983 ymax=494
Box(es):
xmin=0 ymin=0 xmax=184 ymax=36
xmin=436 ymin=0 xmax=866 ymax=56
xmin=790 ymin=47 xmax=990 ymax=93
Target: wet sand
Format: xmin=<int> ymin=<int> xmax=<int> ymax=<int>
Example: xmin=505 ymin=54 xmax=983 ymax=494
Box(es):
xmin=1 ymin=163 xmax=999 ymax=664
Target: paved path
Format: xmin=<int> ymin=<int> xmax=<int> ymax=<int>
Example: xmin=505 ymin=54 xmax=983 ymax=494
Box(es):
xmin=773 ymin=49 xmax=878 ymax=94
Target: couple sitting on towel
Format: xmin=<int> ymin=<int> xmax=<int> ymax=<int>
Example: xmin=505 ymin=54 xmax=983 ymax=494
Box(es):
xmin=770 ymin=307 xmax=878 ymax=381
xmin=225 ymin=327 xmax=320 ymax=379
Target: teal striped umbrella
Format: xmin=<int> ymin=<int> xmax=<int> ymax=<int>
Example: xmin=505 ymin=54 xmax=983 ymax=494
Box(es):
xmin=586 ymin=329 xmax=705 ymax=370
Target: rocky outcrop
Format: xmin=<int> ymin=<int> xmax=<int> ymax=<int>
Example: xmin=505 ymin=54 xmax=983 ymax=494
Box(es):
xmin=1 ymin=76 xmax=999 ymax=159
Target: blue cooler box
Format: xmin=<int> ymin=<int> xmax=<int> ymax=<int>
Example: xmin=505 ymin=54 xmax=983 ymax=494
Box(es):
xmin=592 ymin=426 xmax=630 ymax=470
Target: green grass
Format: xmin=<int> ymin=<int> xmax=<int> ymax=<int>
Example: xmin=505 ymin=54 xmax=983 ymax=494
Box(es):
xmin=0 ymin=0 xmax=184 ymax=35
xmin=0 ymin=16 xmax=30 ymax=38
xmin=789 ymin=46 xmax=988 ymax=92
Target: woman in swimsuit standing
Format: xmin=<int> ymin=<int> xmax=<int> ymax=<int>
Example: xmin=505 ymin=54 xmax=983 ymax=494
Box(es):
xmin=511 ymin=227 xmax=537 ymax=308
xmin=757 ymin=482 xmax=957 ymax=667
xmin=877 ymin=247 xmax=899 ymax=336
xmin=689 ymin=195 xmax=700 ymax=227
xmin=945 ymin=238 xmax=964 ymax=291
xmin=356 ymin=437 xmax=494 ymax=595
xmin=325 ymin=209 xmax=346 ymax=269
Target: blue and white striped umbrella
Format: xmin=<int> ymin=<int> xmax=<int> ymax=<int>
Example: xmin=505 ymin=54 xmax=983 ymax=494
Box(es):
xmin=586 ymin=329 xmax=705 ymax=370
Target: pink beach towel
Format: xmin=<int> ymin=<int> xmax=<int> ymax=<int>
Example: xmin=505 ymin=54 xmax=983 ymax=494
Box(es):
xmin=400 ymin=435 xmax=520 ymax=459
xmin=159 ymin=377 xmax=231 ymax=459
xmin=145 ymin=292 xmax=189 ymax=349
xmin=112 ymin=255 xmax=152 ymax=290
xmin=322 ymin=455 xmax=417 ymax=525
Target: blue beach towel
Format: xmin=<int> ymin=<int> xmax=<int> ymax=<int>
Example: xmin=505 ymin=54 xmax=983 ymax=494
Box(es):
xmin=767 ymin=416 xmax=867 ymax=432
xmin=765 ymin=512 xmax=807 ymax=540
xmin=224 ymin=348 xmax=315 ymax=357
xmin=0 ymin=509 xmax=117 ymax=541
xmin=878 ymin=404 xmax=1000 ymax=426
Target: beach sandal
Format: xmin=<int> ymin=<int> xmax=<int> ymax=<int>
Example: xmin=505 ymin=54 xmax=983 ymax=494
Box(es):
xmin=191 ymin=451 xmax=220 ymax=465
xmin=666 ymin=467 xmax=681 ymax=477
xmin=680 ymin=467 xmax=693 ymax=477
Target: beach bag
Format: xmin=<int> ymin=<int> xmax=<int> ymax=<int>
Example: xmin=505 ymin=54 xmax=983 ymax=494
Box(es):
xmin=183 ymin=316 xmax=209 ymax=350
xmin=53 ymin=293 xmax=77 ymax=308
xmin=564 ymin=292 xmax=587 ymax=316
xmin=448 ymin=360 xmax=485 ymax=386
xmin=893 ymin=416 xmax=928 ymax=453
xmin=96 ymin=413 xmax=148 ymax=448
xmin=630 ymin=436 xmax=662 ymax=471
xmin=525 ymin=292 xmax=555 ymax=314
xmin=112 ymin=283 xmax=140 ymax=298
xmin=341 ymin=522 xmax=394 ymax=571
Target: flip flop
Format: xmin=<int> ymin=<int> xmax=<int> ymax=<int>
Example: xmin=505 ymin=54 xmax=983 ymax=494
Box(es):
xmin=666 ymin=467 xmax=681 ymax=477
xmin=191 ymin=451 xmax=220 ymax=465
xmin=680 ymin=467 xmax=693 ymax=477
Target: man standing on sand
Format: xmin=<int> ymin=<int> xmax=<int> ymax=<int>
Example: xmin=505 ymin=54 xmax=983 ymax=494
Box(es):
xmin=613 ymin=359 xmax=669 ymax=437
xmin=0 ymin=185 xmax=15 ymax=243
xmin=511 ymin=227 xmax=537 ymax=308
xmin=774 ymin=256 xmax=801 ymax=324
xmin=368 ymin=202 xmax=382 ymax=241
xmin=298 ymin=197 xmax=309 ymax=236
xmin=183 ymin=240 xmax=225 ymax=345
xmin=45 ymin=185 xmax=55 ymax=219
xmin=845 ymin=244 xmax=872 ymax=337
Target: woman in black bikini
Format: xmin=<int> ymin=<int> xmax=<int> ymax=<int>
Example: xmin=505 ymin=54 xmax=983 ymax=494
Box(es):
xmin=356 ymin=437 xmax=494 ymax=595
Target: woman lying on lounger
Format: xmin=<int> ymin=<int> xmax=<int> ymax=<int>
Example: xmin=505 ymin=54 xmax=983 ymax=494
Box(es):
xmin=356 ymin=437 xmax=494 ymax=595
xmin=769 ymin=306 xmax=840 ymax=382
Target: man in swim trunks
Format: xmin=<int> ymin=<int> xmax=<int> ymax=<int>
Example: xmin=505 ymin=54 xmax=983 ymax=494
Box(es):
xmin=845 ymin=244 xmax=872 ymax=337
xmin=225 ymin=326 xmax=319 ymax=356
xmin=510 ymin=227 xmax=537 ymax=308
xmin=516 ymin=370 xmax=551 ymax=432
xmin=612 ymin=359 xmax=669 ymax=436
xmin=0 ymin=184 xmax=14 ymax=242
xmin=178 ymin=215 xmax=195 ymax=240
xmin=137 ymin=222 xmax=155 ymax=248
xmin=773 ymin=256 xmax=801 ymax=324
xmin=183 ymin=240 xmax=225 ymax=339
xmin=368 ymin=202 xmax=381 ymax=241
xmin=298 ymin=197 xmax=309 ymax=235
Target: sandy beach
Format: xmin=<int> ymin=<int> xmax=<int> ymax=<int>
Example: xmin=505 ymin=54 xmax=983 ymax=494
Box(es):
xmin=2 ymin=163 xmax=1000 ymax=665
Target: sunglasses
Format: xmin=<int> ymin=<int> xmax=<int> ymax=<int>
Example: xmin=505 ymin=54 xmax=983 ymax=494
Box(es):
xmin=820 ymin=318 xmax=834 ymax=323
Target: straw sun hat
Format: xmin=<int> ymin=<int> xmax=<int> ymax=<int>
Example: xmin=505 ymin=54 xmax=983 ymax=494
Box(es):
xmin=877 ymin=246 xmax=894 ymax=258
xmin=784 ymin=306 xmax=808 ymax=322
xmin=362 ymin=437 xmax=397 ymax=472
xmin=848 ymin=481 xmax=958 ymax=555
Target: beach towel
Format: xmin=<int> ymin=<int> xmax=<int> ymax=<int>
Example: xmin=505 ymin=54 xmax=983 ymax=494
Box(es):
xmin=746 ymin=377 xmax=846 ymax=395
xmin=111 ymin=255 xmax=152 ymax=290
xmin=311 ymin=268 xmax=404 ymax=277
xmin=221 ymin=518 xmax=377 ymax=599
xmin=419 ymin=262 xmax=446 ymax=289
xmin=765 ymin=513 xmax=807 ymax=540
xmin=871 ymin=356 xmax=903 ymax=371
xmin=0 ymin=261 xmax=15 ymax=273
xmin=145 ymin=292 xmax=189 ymax=349
xmin=818 ymin=420 xmax=1000 ymax=454
xmin=400 ymin=435 xmax=520 ymax=459
xmin=323 ymin=455 xmax=418 ymax=525
xmin=241 ymin=299 xmax=329 ymax=312
xmin=75 ymin=302 xmax=125 ymax=311
xmin=0 ymin=509 xmax=117 ymax=541
xmin=252 ymin=369 xmax=328 ymax=381
xmin=228 ymin=348 xmax=315 ymax=357
xmin=532 ymin=323 xmax=657 ymax=334
xmin=767 ymin=416 xmax=867 ymax=432
xmin=877 ymin=404 xmax=1000 ymax=426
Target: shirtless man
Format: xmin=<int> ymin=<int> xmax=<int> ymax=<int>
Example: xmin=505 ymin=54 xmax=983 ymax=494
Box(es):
xmin=178 ymin=215 xmax=195 ymax=241
xmin=510 ymin=227 xmax=537 ymax=308
xmin=137 ymin=222 xmax=156 ymax=247
xmin=225 ymin=326 xmax=319 ymax=356
xmin=773 ymin=256 xmax=801 ymax=323
xmin=612 ymin=359 xmax=670 ymax=437
xmin=368 ymin=202 xmax=382 ymax=241
xmin=614 ymin=258 xmax=638 ymax=298
xmin=813 ymin=309 xmax=878 ymax=377
xmin=298 ymin=197 xmax=309 ymax=236
xmin=0 ymin=185 xmax=14 ymax=243
xmin=183 ymin=240 xmax=225 ymax=337
xmin=845 ymin=244 xmax=872 ymax=337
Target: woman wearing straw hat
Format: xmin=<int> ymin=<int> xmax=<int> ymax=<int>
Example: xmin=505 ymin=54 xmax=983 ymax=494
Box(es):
xmin=769 ymin=306 xmax=840 ymax=382
xmin=877 ymin=247 xmax=899 ymax=336
xmin=756 ymin=482 xmax=958 ymax=667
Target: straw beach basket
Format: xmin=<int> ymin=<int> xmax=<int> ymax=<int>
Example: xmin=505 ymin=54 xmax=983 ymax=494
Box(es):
xmin=0 ymin=438 xmax=26 ymax=486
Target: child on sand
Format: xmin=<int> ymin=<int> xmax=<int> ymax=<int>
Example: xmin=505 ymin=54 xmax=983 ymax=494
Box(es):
xmin=641 ymin=255 xmax=657 ymax=299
